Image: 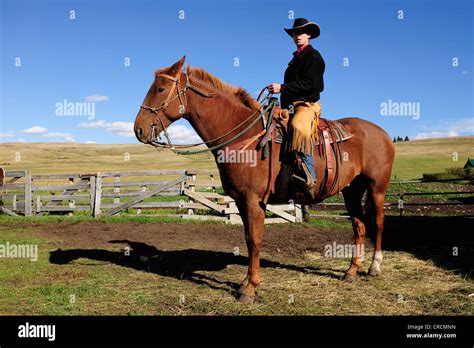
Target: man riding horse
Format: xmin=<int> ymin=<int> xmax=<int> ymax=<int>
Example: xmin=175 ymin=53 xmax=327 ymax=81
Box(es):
xmin=134 ymin=19 xmax=394 ymax=302
xmin=268 ymin=18 xmax=325 ymax=199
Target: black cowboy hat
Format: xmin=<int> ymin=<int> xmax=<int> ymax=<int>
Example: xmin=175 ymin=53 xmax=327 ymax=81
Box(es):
xmin=284 ymin=18 xmax=320 ymax=39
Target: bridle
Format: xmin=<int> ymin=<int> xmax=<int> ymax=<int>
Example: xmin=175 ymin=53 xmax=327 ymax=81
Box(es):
xmin=140 ymin=71 xmax=216 ymax=148
xmin=139 ymin=70 xmax=275 ymax=155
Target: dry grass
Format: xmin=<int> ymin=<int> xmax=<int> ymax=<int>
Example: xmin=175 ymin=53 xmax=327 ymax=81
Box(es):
xmin=1 ymin=135 xmax=473 ymax=180
xmin=0 ymin=142 xmax=215 ymax=174
xmin=0 ymin=223 xmax=472 ymax=315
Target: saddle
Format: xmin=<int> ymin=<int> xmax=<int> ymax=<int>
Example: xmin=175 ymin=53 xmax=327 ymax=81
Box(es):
xmin=262 ymin=104 xmax=353 ymax=199
xmin=231 ymin=102 xmax=353 ymax=200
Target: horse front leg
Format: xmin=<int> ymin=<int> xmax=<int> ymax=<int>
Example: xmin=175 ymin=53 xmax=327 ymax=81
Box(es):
xmin=235 ymin=196 xmax=266 ymax=304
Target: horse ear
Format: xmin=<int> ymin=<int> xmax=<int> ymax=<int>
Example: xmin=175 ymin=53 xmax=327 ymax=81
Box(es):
xmin=168 ymin=55 xmax=186 ymax=75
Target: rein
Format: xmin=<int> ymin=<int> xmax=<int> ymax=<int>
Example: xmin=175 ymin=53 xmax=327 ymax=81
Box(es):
xmin=140 ymin=71 xmax=274 ymax=155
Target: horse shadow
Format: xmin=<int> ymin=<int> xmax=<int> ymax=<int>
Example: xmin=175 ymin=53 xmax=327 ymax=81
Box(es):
xmin=49 ymin=240 xmax=343 ymax=296
xmin=372 ymin=215 xmax=473 ymax=279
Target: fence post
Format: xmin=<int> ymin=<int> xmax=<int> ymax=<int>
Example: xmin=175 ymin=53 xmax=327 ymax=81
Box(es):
xmin=24 ymin=171 xmax=32 ymax=217
xmin=294 ymin=204 xmax=303 ymax=223
xmin=179 ymin=180 xmax=185 ymax=195
xmin=301 ymin=204 xmax=310 ymax=223
xmin=210 ymin=174 xmax=216 ymax=193
xmin=227 ymin=201 xmax=241 ymax=224
xmin=36 ymin=196 xmax=42 ymax=213
xmin=114 ymin=176 xmax=121 ymax=206
xmin=89 ymin=175 xmax=96 ymax=215
xmin=136 ymin=185 xmax=146 ymax=215
xmin=186 ymin=169 xmax=197 ymax=216
xmin=12 ymin=194 xmax=17 ymax=211
xmin=93 ymin=173 xmax=102 ymax=218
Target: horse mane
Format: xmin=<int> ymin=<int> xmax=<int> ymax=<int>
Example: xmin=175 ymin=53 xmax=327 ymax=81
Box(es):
xmin=185 ymin=65 xmax=261 ymax=110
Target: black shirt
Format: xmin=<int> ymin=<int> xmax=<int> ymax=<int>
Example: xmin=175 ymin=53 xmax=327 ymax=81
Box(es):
xmin=280 ymin=44 xmax=325 ymax=109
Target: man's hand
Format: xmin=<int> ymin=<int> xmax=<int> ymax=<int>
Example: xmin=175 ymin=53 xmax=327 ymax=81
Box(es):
xmin=267 ymin=83 xmax=282 ymax=94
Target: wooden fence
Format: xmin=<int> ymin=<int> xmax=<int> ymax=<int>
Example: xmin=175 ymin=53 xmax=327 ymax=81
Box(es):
xmin=0 ymin=169 xmax=302 ymax=225
xmin=309 ymin=181 xmax=474 ymax=219
xmin=1 ymin=168 xmax=471 ymax=222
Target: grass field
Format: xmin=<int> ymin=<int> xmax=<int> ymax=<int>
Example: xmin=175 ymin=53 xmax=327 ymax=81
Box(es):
xmin=392 ymin=136 xmax=474 ymax=180
xmin=1 ymin=136 xmax=473 ymax=179
xmin=0 ymin=216 xmax=472 ymax=315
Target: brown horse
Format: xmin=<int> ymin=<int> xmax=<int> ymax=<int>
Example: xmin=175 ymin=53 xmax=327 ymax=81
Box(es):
xmin=133 ymin=56 xmax=395 ymax=303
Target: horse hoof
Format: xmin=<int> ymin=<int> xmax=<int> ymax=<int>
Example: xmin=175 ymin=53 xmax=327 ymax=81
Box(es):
xmin=343 ymin=273 xmax=357 ymax=282
xmin=368 ymin=268 xmax=382 ymax=277
xmin=238 ymin=294 xmax=256 ymax=304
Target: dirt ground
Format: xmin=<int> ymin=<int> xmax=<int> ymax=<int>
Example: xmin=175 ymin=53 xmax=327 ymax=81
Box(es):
xmin=20 ymin=221 xmax=358 ymax=258
xmin=1 ymin=216 xmax=472 ymax=315
xmin=3 ymin=214 xmax=473 ymax=280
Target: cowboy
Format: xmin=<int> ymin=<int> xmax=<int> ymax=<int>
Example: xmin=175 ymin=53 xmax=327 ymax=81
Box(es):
xmin=267 ymin=18 xmax=325 ymax=197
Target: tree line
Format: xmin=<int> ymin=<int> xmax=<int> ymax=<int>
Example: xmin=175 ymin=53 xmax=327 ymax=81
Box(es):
xmin=393 ymin=136 xmax=410 ymax=142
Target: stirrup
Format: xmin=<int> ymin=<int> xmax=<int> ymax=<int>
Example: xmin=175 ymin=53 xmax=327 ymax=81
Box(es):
xmin=289 ymin=173 xmax=307 ymax=187
xmin=290 ymin=166 xmax=315 ymax=191
xmin=290 ymin=173 xmax=315 ymax=200
xmin=300 ymin=161 xmax=315 ymax=188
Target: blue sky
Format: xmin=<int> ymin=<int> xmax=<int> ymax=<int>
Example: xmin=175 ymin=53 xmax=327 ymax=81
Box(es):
xmin=1 ymin=0 xmax=473 ymax=144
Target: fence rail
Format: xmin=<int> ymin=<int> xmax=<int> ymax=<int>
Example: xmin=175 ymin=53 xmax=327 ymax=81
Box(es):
xmin=0 ymin=168 xmax=302 ymax=225
xmin=1 ymin=168 xmax=472 ymax=222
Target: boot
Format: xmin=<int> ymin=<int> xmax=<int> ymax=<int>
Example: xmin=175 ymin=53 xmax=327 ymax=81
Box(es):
xmin=290 ymin=153 xmax=316 ymax=199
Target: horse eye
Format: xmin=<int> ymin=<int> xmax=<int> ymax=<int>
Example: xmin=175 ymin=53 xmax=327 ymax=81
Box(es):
xmin=157 ymin=87 xmax=165 ymax=93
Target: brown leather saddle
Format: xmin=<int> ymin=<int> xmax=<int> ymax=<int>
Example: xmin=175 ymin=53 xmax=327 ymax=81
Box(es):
xmin=258 ymin=104 xmax=353 ymax=198
xmin=230 ymin=102 xmax=353 ymax=200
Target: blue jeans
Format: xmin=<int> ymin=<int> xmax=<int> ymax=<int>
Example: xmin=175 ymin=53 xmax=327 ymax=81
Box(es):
xmin=300 ymin=152 xmax=315 ymax=181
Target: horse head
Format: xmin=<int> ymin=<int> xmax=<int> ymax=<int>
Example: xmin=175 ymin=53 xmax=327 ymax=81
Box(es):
xmin=134 ymin=56 xmax=187 ymax=144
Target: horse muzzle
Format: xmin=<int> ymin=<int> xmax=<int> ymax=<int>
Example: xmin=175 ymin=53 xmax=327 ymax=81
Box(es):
xmin=134 ymin=125 xmax=147 ymax=144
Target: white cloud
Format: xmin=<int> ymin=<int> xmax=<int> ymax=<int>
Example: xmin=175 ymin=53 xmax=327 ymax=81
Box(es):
xmin=78 ymin=120 xmax=134 ymax=137
xmin=84 ymin=140 xmax=97 ymax=144
xmin=42 ymin=132 xmax=76 ymax=142
xmin=166 ymin=125 xmax=202 ymax=144
xmin=413 ymin=130 xmax=458 ymax=140
xmin=0 ymin=132 xmax=14 ymax=138
xmin=16 ymin=138 xmax=28 ymax=142
xmin=441 ymin=118 xmax=474 ymax=133
xmin=106 ymin=122 xmax=134 ymax=137
xmin=16 ymin=127 xmax=76 ymax=142
xmin=413 ymin=118 xmax=474 ymax=140
xmin=78 ymin=120 xmax=202 ymax=143
xmin=78 ymin=120 xmax=108 ymax=129
xmin=21 ymin=126 xmax=48 ymax=134
xmin=84 ymin=95 xmax=109 ymax=102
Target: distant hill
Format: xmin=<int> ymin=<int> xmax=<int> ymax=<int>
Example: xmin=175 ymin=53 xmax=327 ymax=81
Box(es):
xmin=1 ymin=136 xmax=473 ymax=180
xmin=392 ymin=136 xmax=473 ymax=180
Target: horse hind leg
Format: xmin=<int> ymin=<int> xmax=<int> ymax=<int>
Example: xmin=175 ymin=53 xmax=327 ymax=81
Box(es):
xmin=366 ymin=186 xmax=386 ymax=277
xmin=342 ymin=176 xmax=367 ymax=282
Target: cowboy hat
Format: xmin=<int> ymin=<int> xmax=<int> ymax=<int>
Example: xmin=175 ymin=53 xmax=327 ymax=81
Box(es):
xmin=284 ymin=18 xmax=320 ymax=39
